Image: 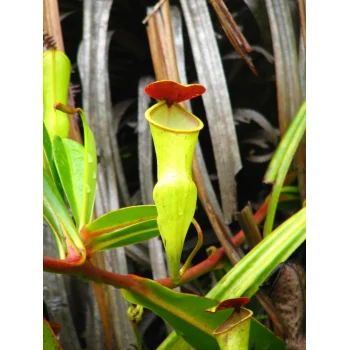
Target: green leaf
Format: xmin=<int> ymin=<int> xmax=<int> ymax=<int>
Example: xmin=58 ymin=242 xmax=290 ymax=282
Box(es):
xmin=207 ymin=207 xmax=306 ymax=300
xmin=122 ymin=277 xmax=230 ymax=350
xmin=122 ymin=277 xmax=285 ymax=350
xmin=249 ymin=318 xmax=285 ymax=350
xmin=53 ymin=136 xmax=85 ymax=228
xmin=264 ymin=103 xmax=306 ymax=183
xmin=84 ymin=205 xmax=158 ymax=234
xmin=160 ymin=208 xmax=305 ymax=349
xmin=83 ymin=205 xmax=159 ymax=252
xmin=43 ymin=319 xmax=62 ymax=350
xmin=79 ymin=109 xmax=97 ymax=230
xmin=264 ymin=102 xmax=306 ymax=235
xmin=43 ymin=168 xmax=85 ymax=259
xmin=158 ymin=317 xmax=284 ymax=350
xmin=87 ymin=219 xmax=159 ymax=252
xmin=43 ymin=123 xmax=63 ymax=198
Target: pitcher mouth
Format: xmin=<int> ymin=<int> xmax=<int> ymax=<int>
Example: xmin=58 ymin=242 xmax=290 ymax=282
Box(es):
xmin=145 ymin=100 xmax=204 ymax=133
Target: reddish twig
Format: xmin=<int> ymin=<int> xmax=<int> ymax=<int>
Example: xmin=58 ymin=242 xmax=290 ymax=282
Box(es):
xmin=44 ymin=200 xmax=269 ymax=290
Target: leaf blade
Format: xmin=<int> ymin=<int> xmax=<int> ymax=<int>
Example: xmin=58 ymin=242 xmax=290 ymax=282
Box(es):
xmin=53 ymin=137 xmax=85 ymax=228
xmin=43 ymin=168 xmax=85 ymax=259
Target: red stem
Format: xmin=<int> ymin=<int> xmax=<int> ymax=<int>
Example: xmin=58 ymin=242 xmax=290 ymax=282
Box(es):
xmin=44 ymin=200 xmax=268 ymax=290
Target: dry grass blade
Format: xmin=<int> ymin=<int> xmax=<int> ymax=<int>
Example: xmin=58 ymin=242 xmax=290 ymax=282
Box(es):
xmin=43 ymin=0 xmax=64 ymax=51
xmin=264 ymin=0 xmax=305 ymax=202
xmin=137 ymin=76 xmax=154 ymax=205
xmin=234 ymin=108 xmax=279 ymax=145
xmin=85 ymin=280 xmax=104 ymax=350
xmin=143 ymin=0 xmax=168 ymax=24
xmin=145 ymin=2 xmax=243 ymax=283
xmin=299 ymin=35 xmax=306 ymax=101
xmin=171 ymin=6 xmax=226 ymax=226
xmin=235 ymin=205 xmax=262 ymax=248
xmin=109 ymin=71 xmax=131 ymax=207
xmin=179 ymin=0 xmax=242 ymax=224
xmin=243 ymin=0 xmax=273 ymax=50
xmin=264 ymin=0 xmax=302 ymax=135
xmin=298 ymin=0 xmax=306 ymax=49
xmin=170 ymin=6 xmax=242 ymax=264
xmin=208 ymin=0 xmax=258 ymax=75
xmin=77 ymin=0 xmax=136 ymax=348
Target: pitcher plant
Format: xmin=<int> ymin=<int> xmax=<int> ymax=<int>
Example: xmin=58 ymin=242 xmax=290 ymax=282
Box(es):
xmin=144 ymin=80 xmax=205 ymax=283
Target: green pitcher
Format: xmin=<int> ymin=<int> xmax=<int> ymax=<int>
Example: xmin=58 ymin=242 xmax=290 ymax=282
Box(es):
xmin=145 ymin=99 xmax=204 ymax=283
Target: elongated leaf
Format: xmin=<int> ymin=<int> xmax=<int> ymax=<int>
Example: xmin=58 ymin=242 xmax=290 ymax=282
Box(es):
xmin=180 ymin=0 xmax=242 ymax=224
xmin=77 ymin=1 xmax=135 ymax=346
xmin=84 ymin=205 xmax=157 ymax=234
xmin=122 ymin=277 xmax=230 ymax=350
xmin=122 ymin=277 xmax=285 ymax=350
xmin=43 ymin=169 xmax=85 ymax=258
xmin=263 ymin=102 xmax=306 ymax=235
xmin=243 ymin=0 xmax=272 ymax=50
xmin=43 ymin=123 xmax=63 ymax=197
xmin=43 ymin=194 xmax=67 ymax=259
xmin=264 ymin=102 xmax=306 ymax=183
xmin=43 ymin=318 xmax=62 ymax=350
xmin=87 ymin=219 xmax=159 ymax=252
xmin=264 ymin=0 xmax=302 ymax=134
xmin=79 ymin=109 xmax=97 ymax=230
xmin=249 ymin=318 xmax=285 ymax=349
xmin=264 ymin=0 xmax=305 ymax=202
xmin=208 ymin=207 xmax=306 ymax=300
xmin=170 ymin=6 xmax=227 ymax=225
xmin=83 ymin=205 xmax=159 ymax=252
xmin=161 ymin=208 xmax=305 ymax=348
xmin=158 ymin=317 xmax=284 ymax=350
xmin=53 ymin=137 xmax=85 ymax=228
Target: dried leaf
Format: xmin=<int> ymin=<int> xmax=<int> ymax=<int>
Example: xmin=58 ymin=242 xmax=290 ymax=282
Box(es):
xmin=77 ymin=0 xmax=136 ymax=348
xmin=234 ymin=108 xmax=279 ymax=145
xmin=180 ymin=0 xmax=242 ymax=224
xmin=270 ymin=263 xmax=306 ymax=340
xmin=209 ymin=0 xmax=258 ymax=75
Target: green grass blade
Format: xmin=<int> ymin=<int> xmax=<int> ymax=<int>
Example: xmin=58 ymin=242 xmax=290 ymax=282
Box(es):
xmin=264 ymin=102 xmax=306 ymax=235
xmin=207 ymin=207 xmax=306 ymax=300
xmin=264 ymin=102 xmax=306 ymax=183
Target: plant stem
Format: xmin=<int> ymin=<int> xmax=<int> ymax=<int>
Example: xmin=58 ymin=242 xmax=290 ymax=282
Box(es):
xmin=44 ymin=200 xmax=269 ymax=290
